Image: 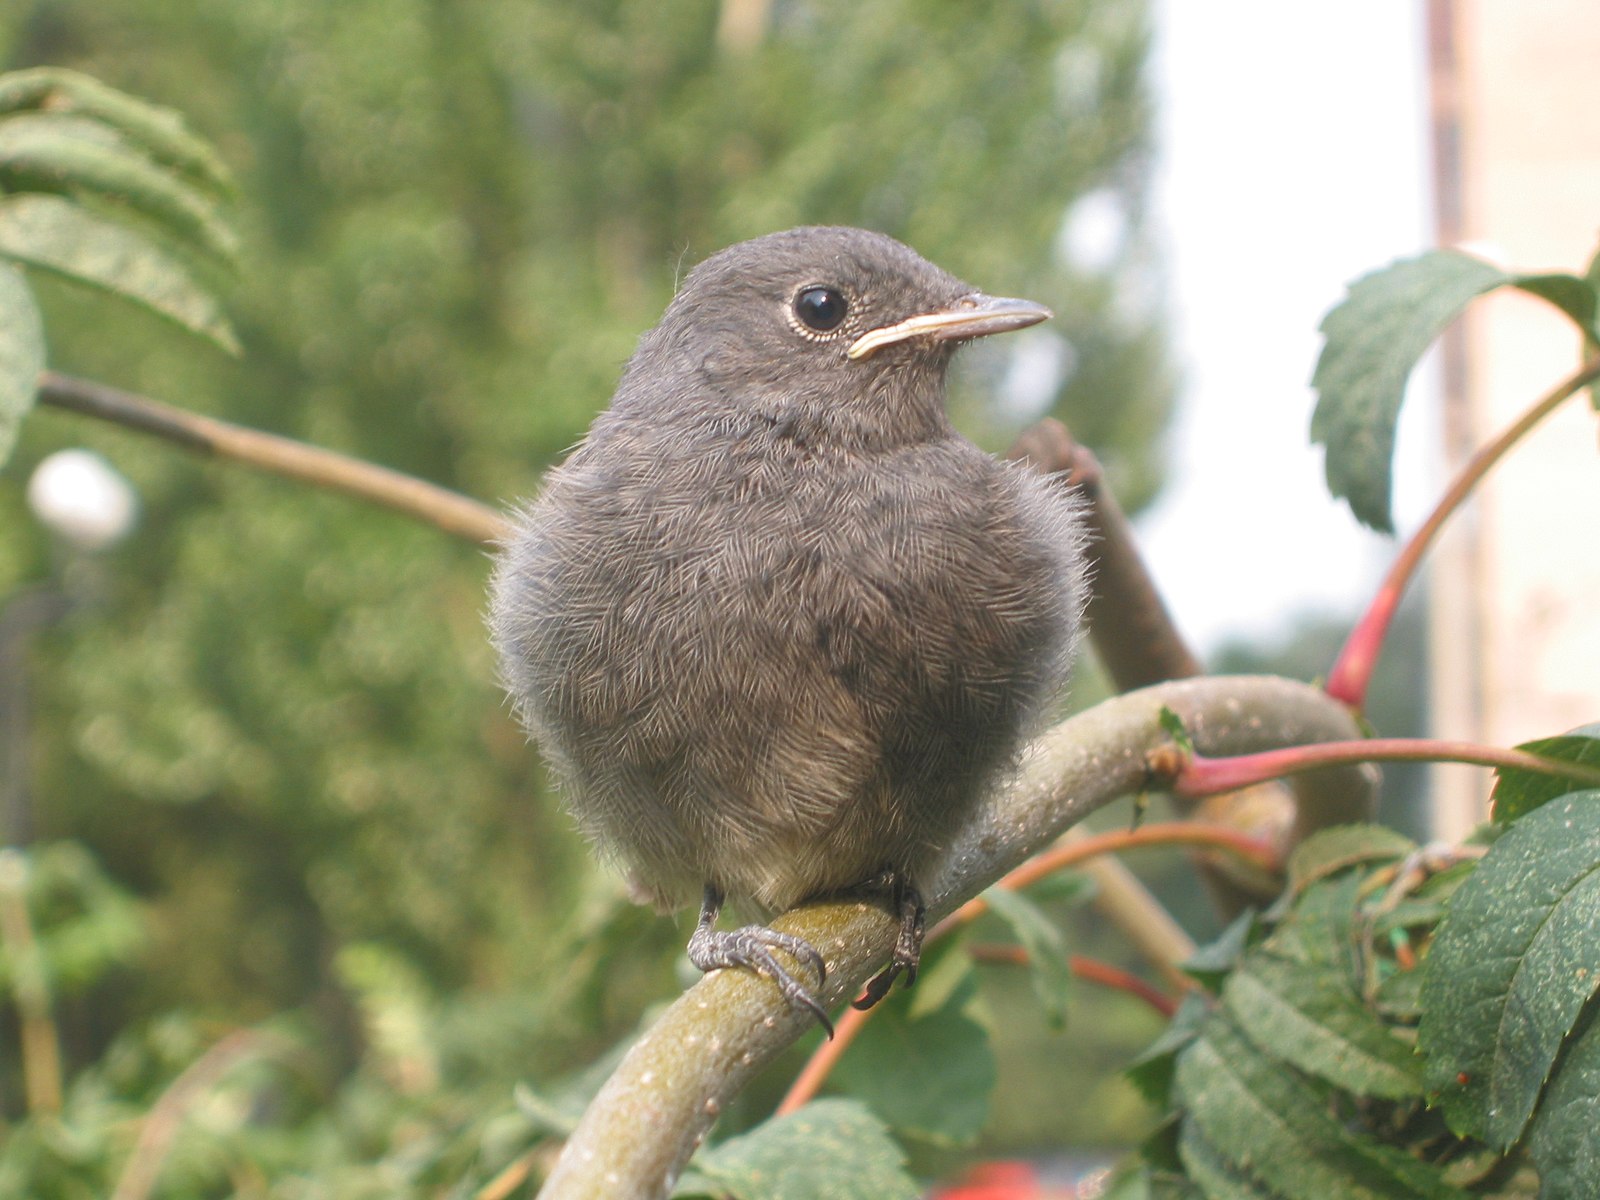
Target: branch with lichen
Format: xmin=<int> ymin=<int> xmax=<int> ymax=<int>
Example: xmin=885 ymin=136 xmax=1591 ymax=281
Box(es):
xmin=537 ymin=674 xmax=1375 ymax=1198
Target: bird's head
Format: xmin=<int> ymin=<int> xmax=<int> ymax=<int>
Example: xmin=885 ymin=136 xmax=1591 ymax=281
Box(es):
xmin=611 ymin=226 xmax=1051 ymax=450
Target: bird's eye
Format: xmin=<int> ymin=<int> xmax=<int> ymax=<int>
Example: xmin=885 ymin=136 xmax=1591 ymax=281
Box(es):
xmin=794 ymin=286 xmax=847 ymax=332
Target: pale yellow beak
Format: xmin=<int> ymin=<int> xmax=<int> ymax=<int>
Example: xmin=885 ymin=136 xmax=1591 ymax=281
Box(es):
xmin=847 ymin=293 xmax=1052 ymax=361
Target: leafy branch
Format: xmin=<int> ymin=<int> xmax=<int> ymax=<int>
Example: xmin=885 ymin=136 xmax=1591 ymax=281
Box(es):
xmin=1325 ymin=354 xmax=1600 ymax=709
xmin=537 ymin=675 xmax=1373 ymax=1197
xmin=1311 ymin=244 xmax=1600 ymax=711
xmin=771 ymin=820 xmax=1272 ymax=1118
xmin=0 ymin=68 xmax=243 ymax=464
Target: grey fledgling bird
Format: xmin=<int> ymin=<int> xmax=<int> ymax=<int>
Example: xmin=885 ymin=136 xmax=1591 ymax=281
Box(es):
xmin=490 ymin=226 xmax=1087 ymax=1031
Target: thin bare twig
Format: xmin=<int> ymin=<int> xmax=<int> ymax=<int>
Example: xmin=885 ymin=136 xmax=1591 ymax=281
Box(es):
xmin=111 ymin=1028 xmax=284 ymax=1200
xmin=0 ymin=850 xmax=62 ymax=1114
xmin=37 ymin=371 xmax=509 ymax=545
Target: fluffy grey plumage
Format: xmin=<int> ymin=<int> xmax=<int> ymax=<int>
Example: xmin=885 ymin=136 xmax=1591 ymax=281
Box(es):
xmin=490 ymin=226 xmax=1087 ymax=1023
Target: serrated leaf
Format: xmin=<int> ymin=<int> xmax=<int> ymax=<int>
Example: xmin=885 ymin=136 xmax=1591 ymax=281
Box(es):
xmin=0 ymin=260 xmax=44 ymax=466
xmin=1286 ymin=824 xmax=1416 ymax=894
xmin=1177 ymin=1119 xmax=1280 ymax=1200
xmin=0 ymin=194 xmax=237 ymax=352
xmin=0 ymin=67 xmax=233 ymax=196
xmin=1371 ymin=860 xmax=1474 ymax=940
xmin=1418 ymin=792 xmax=1600 ymax=1147
xmin=1128 ymin=990 xmax=1212 ymax=1105
xmin=1176 ymin=1014 xmax=1457 ymax=1199
xmin=1524 ymin=1002 xmax=1600 ymax=1199
xmin=1140 ymin=1112 xmax=1187 ymax=1174
xmin=1221 ymin=954 xmax=1421 ymax=1099
xmin=1265 ymin=872 xmax=1364 ymax=989
xmin=1374 ymin=965 xmax=1424 ymax=1022
xmin=0 ymin=112 xmax=238 ymax=264
xmin=1491 ymin=724 xmax=1600 ymax=823
xmin=1312 ymin=251 xmax=1511 ymax=531
xmin=1512 ymin=272 xmax=1600 ymax=345
xmin=675 ymin=1099 xmax=919 ymax=1200
xmin=982 ymin=884 xmax=1072 ymax=1027
xmin=830 ymin=956 xmax=994 ymax=1146
xmin=1183 ymin=910 xmax=1257 ymax=992
xmin=1105 ymin=1159 xmax=1208 ymax=1200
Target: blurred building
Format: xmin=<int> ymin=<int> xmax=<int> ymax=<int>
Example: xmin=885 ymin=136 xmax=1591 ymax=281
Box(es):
xmin=1428 ymin=0 xmax=1600 ymax=837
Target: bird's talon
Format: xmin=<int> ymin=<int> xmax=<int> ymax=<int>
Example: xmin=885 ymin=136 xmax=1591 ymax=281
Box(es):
xmin=688 ymin=922 xmax=832 ymax=1035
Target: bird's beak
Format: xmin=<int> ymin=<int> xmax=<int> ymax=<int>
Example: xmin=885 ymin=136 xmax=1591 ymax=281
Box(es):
xmin=847 ymin=293 xmax=1052 ymax=361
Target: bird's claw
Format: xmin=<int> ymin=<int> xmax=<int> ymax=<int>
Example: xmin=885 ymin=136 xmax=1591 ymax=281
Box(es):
xmin=688 ymin=923 xmax=834 ymax=1038
xmin=852 ymin=876 xmax=925 ymax=1011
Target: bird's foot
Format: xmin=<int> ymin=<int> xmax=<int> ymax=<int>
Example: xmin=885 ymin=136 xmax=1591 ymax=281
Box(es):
xmin=852 ymin=874 xmax=925 ymax=1011
xmin=688 ymin=886 xmax=833 ymax=1037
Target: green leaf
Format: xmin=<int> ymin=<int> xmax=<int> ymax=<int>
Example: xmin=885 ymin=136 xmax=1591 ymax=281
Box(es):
xmin=1312 ymin=251 xmax=1511 ymax=532
xmin=1286 ymin=824 xmax=1415 ymax=894
xmin=1177 ymin=1119 xmax=1281 ymax=1200
xmin=0 ymin=67 xmax=234 ymax=196
xmin=1104 ymin=1158 xmax=1208 ymax=1200
xmin=0 ymin=112 xmax=238 ymax=264
xmin=1418 ymin=792 xmax=1600 ymax=1147
xmin=830 ymin=954 xmax=995 ymax=1146
xmin=1159 ymin=705 xmax=1195 ymax=753
xmin=1176 ymin=1013 xmax=1457 ymax=1199
xmin=1128 ymin=990 xmax=1211 ymax=1105
xmin=1265 ymin=872 xmax=1364 ymax=989
xmin=1370 ymin=859 xmax=1474 ymax=940
xmin=1183 ymin=910 xmax=1257 ymax=992
xmin=1524 ymin=1003 xmax=1600 ymax=1198
xmin=1221 ymin=954 xmax=1421 ymax=1099
xmin=1492 ymin=724 xmax=1600 ymax=823
xmin=0 ymin=194 xmax=238 ymax=352
xmin=674 ymin=1099 xmax=919 ymax=1200
xmin=510 ymin=1012 xmax=641 ymax=1138
xmin=0 ymin=259 xmax=44 ymax=466
xmin=1374 ymin=965 xmax=1424 ymax=1022
xmin=1024 ymin=866 xmax=1097 ymax=907
xmin=1512 ymin=272 xmax=1600 ymax=345
xmin=17 ymin=841 xmax=146 ymax=991
xmin=982 ymin=884 xmax=1072 ymax=1027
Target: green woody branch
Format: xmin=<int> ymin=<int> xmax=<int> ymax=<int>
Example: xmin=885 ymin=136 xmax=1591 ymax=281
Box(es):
xmin=538 ymin=674 xmax=1375 ymax=1198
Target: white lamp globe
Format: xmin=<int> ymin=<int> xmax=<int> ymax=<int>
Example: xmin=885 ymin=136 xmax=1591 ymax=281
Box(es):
xmin=26 ymin=449 xmax=139 ymax=552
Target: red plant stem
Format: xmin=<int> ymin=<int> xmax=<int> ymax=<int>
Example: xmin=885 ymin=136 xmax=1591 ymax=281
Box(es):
xmin=930 ymin=822 xmax=1279 ymax=943
xmin=968 ymin=944 xmax=1179 ymax=1018
xmin=1067 ymin=954 xmax=1180 ymax=1018
xmin=775 ymin=822 xmax=1264 ymax=1115
xmin=1326 ymin=356 xmax=1600 ymax=710
xmin=1156 ymin=736 xmax=1600 ymax=800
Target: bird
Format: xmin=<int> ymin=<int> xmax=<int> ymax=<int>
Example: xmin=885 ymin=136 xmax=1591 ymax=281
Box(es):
xmin=489 ymin=226 xmax=1087 ymax=1032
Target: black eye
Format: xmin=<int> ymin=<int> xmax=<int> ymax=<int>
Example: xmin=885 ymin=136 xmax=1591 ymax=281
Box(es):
xmin=794 ymin=286 xmax=847 ymax=332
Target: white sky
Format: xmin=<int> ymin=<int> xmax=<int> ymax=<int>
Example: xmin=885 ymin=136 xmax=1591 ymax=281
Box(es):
xmin=1136 ymin=1 xmax=1436 ymax=655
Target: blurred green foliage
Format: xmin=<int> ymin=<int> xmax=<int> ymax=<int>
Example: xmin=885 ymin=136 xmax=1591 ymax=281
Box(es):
xmin=0 ymin=0 xmax=1170 ymax=1191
